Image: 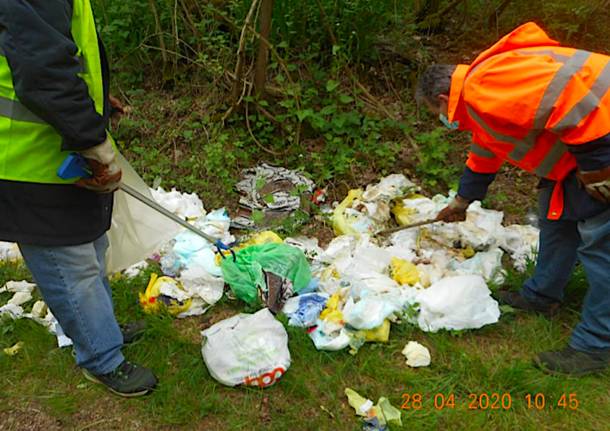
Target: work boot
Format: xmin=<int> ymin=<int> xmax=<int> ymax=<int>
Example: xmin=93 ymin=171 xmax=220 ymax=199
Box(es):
xmin=120 ymin=320 xmax=147 ymax=344
xmin=82 ymin=360 xmax=157 ymax=397
xmin=534 ymin=346 xmax=610 ymax=376
xmin=496 ymin=290 xmax=560 ymax=317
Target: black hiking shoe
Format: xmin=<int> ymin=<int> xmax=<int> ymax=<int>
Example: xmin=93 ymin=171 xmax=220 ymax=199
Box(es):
xmin=82 ymin=361 xmax=157 ymax=397
xmin=120 ymin=320 xmax=147 ymax=344
xmin=534 ymin=346 xmax=610 ymax=376
xmin=496 ymin=290 xmax=560 ymax=317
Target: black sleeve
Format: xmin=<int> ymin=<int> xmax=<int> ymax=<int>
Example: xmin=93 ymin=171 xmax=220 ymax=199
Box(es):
xmin=457 ymin=166 xmax=496 ymax=202
xmin=0 ymin=0 xmax=106 ymax=151
xmin=566 ymin=133 xmax=610 ymax=171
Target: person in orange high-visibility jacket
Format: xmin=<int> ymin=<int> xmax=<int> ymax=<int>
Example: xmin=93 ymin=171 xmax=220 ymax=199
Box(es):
xmin=417 ymin=22 xmax=610 ymax=376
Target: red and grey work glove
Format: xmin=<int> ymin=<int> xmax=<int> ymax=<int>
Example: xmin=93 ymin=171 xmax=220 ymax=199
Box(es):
xmin=435 ymin=195 xmax=471 ymax=223
xmin=75 ymin=137 xmax=122 ymax=193
xmin=576 ymin=167 xmax=610 ymax=204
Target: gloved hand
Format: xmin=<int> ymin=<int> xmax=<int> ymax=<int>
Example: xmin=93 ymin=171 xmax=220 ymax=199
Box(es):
xmin=75 ymin=137 xmax=122 ymax=193
xmin=109 ymin=94 xmax=126 ymax=117
xmin=576 ymin=167 xmax=610 ymax=204
xmin=435 ymin=195 xmax=471 ymax=222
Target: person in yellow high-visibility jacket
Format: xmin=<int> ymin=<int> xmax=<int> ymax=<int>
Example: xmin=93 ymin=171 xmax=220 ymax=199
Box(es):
xmin=0 ymin=0 xmax=156 ymax=396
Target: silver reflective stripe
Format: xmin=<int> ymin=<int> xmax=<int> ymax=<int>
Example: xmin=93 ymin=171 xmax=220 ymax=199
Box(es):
xmin=470 ymin=143 xmax=496 ymax=159
xmin=517 ymin=49 xmax=571 ymax=63
xmin=509 ymin=50 xmax=591 ymax=161
xmin=0 ymin=95 xmax=45 ymax=124
xmin=551 ymin=59 xmax=610 ymax=133
xmin=466 ymin=105 xmax=523 ymax=146
xmin=534 ymin=140 xmax=568 ymax=178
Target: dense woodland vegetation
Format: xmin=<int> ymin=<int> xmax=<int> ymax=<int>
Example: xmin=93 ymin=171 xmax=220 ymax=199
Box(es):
xmin=95 ymin=0 xmax=609 ymax=213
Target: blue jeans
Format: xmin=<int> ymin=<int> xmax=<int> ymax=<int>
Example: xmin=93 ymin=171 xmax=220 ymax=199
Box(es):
xmin=521 ymin=203 xmax=610 ymax=352
xmin=18 ymin=234 xmax=124 ymax=374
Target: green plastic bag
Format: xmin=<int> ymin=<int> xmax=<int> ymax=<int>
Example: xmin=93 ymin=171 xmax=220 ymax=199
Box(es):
xmin=221 ymin=243 xmax=311 ymax=304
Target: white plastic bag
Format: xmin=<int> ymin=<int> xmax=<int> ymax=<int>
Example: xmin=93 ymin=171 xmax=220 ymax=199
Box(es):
xmin=416 ymin=275 xmax=500 ymax=332
xmin=201 ymin=308 xmax=291 ymax=387
xmin=105 ymin=154 xmax=182 ymax=274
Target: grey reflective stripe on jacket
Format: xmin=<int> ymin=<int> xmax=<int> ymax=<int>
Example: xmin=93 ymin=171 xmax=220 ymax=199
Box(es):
xmin=0 ymin=45 xmax=46 ymax=124
xmin=551 ymin=59 xmax=610 ymax=133
xmin=0 ymin=42 xmax=82 ymax=124
xmin=509 ymin=49 xmax=591 ymax=160
xmin=470 ymin=143 xmax=496 ymax=159
xmin=0 ymin=96 xmax=46 ymax=124
xmin=534 ymin=140 xmax=568 ymax=177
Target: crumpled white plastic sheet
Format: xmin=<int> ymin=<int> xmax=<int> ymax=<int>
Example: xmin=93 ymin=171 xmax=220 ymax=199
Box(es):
xmin=150 ymin=187 xmax=206 ymax=220
xmin=176 ymin=264 xmax=224 ymax=317
xmin=361 ymin=174 xmax=418 ymax=202
xmin=0 ymin=242 xmax=21 ymax=261
xmin=402 ymin=341 xmax=431 ymax=367
xmin=416 ymin=275 xmax=500 ymax=332
xmin=500 ymin=224 xmax=539 ymax=271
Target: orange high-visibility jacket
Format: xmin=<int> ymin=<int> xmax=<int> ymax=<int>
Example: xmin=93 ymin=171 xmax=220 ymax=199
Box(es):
xmin=448 ymin=22 xmax=610 ymax=220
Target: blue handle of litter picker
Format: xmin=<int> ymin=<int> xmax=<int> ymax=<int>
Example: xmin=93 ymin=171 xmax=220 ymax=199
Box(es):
xmin=57 ymin=153 xmax=92 ymax=180
xmin=214 ymin=240 xmax=236 ymax=261
xmin=214 ymin=240 xmax=230 ymax=251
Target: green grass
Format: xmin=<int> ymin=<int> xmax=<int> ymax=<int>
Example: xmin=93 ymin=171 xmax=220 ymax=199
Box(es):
xmin=1 ymin=261 xmax=608 ymax=430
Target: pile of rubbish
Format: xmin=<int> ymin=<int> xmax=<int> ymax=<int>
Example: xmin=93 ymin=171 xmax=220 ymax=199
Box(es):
xmin=0 ymin=170 xmax=540 ymax=396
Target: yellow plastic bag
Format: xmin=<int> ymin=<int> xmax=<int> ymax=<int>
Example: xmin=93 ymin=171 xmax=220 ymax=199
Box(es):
xmin=319 ymin=293 xmax=344 ymax=323
xmin=391 ymin=202 xmax=417 ymax=226
xmin=390 ymin=257 xmax=420 ymax=286
xmin=215 ymin=230 xmax=284 ymax=265
xmin=139 ymin=273 xmax=192 ymax=315
xmin=332 ymin=189 xmax=365 ymax=236
xmin=241 ymin=231 xmax=283 ymax=248
xmin=356 ymin=319 xmax=391 ymax=342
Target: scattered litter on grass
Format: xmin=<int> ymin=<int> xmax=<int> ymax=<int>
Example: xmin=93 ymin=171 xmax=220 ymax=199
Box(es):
xmin=345 ymin=388 xmax=402 ymax=430
xmin=0 ymin=281 xmax=72 ymax=347
xmin=123 ymin=261 xmax=149 ymax=278
xmin=402 ymin=341 xmax=431 ymax=367
xmin=3 ymin=341 xmax=24 ymax=356
xmin=0 ymin=171 xmax=540 ymax=377
xmin=233 ymin=163 xmax=316 ymax=229
xmin=201 ymin=308 xmax=290 ymax=387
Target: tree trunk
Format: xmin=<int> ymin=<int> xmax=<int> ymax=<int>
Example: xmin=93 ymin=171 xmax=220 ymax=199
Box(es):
xmin=254 ymin=0 xmax=274 ymax=95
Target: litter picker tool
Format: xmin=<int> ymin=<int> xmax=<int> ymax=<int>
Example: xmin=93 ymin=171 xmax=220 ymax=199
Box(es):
xmin=58 ymin=153 xmax=236 ymax=260
xmin=375 ymin=218 xmax=438 ymax=237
